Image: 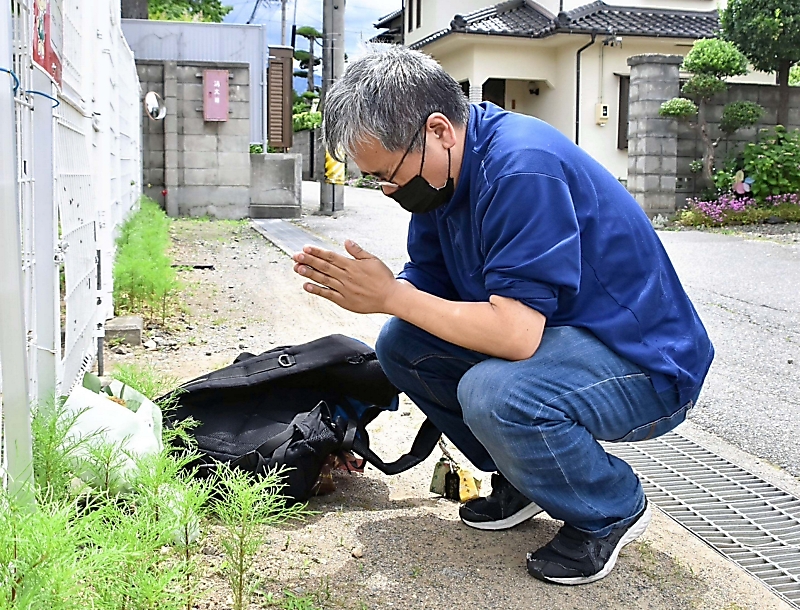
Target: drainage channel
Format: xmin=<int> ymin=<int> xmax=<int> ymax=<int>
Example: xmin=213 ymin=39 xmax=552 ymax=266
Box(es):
xmin=605 ymin=432 xmax=800 ymax=607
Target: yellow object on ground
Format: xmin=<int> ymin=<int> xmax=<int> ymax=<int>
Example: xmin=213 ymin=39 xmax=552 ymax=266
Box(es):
xmin=458 ymin=468 xmax=481 ymax=503
xmin=325 ymin=152 xmax=345 ymax=185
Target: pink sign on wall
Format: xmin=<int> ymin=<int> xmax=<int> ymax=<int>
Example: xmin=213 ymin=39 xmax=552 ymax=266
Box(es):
xmin=203 ymin=70 xmax=229 ymax=122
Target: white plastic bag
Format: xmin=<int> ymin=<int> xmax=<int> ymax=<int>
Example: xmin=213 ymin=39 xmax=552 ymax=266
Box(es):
xmin=62 ymin=381 xmax=163 ymax=493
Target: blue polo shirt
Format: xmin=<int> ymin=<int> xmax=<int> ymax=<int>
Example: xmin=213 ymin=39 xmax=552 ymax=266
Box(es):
xmin=397 ymin=103 xmax=713 ymax=407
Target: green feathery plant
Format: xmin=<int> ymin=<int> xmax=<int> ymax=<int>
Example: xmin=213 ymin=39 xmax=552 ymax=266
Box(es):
xmin=3 ymin=360 xmax=308 ymax=608
xmin=113 ymin=197 xmax=181 ymax=324
xmin=212 ymin=465 xmax=307 ymax=610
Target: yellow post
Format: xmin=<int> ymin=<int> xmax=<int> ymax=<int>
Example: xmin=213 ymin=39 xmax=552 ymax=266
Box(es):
xmin=325 ymin=151 xmax=345 ymax=185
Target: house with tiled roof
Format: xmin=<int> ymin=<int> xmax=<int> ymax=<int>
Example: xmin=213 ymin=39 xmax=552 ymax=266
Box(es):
xmin=373 ymin=0 xmax=735 ymax=179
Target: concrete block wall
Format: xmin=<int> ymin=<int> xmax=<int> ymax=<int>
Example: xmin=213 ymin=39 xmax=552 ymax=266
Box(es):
xmin=250 ymin=153 xmax=302 ymax=218
xmin=137 ymin=63 xmax=166 ymax=207
xmin=626 ymin=54 xmax=683 ymax=218
xmin=676 ymin=84 xmax=800 ymax=204
xmin=138 ymin=60 xmax=252 ymax=219
xmin=293 ymin=128 xmax=320 ymax=181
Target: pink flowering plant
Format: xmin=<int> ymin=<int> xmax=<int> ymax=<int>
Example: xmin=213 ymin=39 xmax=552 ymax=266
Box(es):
xmin=679 ymin=191 xmax=800 ymax=226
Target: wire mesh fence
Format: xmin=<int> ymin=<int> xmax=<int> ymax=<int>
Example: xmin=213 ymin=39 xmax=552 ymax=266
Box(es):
xmin=1 ymin=0 xmax=142 ymax=488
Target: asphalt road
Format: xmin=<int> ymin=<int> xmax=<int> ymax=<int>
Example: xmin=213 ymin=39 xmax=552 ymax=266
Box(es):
xmin=299 ymin=184 xmax=800 ymax=477
xmin=659 ymin=231 xmax=800 ymax=476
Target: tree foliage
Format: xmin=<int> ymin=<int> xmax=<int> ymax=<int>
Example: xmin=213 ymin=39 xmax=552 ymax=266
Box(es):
xmin=721 ymin=0 xmax=800 ymax=125
xmin=659 ymin=39 xmax=763 ymax=188
xmin=681 ymin=38 xmax=749 ymax=79
xmin=294 ymin=24 xmax=321 ymax=94
xmin=721 ymin=0 xmax=800 ymax=74
xmin=149 ymin=0 xmax=233 ymax=22
xmin=294 ymin=49 xmax=321 ymax=69
xmin=296 ymin=26 xmax=323 ymax=40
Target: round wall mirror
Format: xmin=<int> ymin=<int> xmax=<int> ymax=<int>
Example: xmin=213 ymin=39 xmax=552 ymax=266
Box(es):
xmin=144 ymin=91 xmax=167 ymax=121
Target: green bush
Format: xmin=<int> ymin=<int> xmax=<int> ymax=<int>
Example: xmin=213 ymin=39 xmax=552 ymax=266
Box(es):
xmin=659 ymin=97 xmax=698 ymax=119
xmin=113 ymin=197 xmax=180 ymax=324
xmin=293 ymin=110 xmax=322 ymax=133
xmin=681 ymin=38 xmax=749 ymax=79
xmin=720 ymin=101 xmax=763 ymax=134
xmin=743 ymin=126 xmax=800 ymax=202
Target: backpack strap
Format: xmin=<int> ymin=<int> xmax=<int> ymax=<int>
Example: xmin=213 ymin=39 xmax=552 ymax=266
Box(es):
xmin=352 ymin=417 xmax=441 ymax=475
xmin=339 ymin=399 xmax=441 ymax=476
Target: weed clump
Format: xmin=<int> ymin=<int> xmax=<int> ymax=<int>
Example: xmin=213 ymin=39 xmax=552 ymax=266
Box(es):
xmin=3 ymin=363 xmax=305 ymax=609
xmin=113 ymin=197 xmax=180 ymax=323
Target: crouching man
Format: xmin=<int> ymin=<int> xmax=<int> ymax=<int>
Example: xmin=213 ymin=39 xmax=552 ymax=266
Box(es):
xmin=292 ymin=46 xmax=713 ymax=585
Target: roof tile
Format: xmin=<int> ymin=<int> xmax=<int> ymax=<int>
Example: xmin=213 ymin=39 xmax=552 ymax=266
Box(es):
xmin=409 ymin=1 xmax=718 ymax=49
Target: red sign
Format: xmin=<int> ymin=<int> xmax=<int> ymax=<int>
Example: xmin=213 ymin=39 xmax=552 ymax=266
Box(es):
xmin=33 ymin=0 xmax=63 ymax=87
xmin=203 ymin=70 xmax=229 ymax=122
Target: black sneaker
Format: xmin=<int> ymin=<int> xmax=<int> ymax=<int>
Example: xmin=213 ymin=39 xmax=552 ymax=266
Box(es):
xmin=459 ymin=473 xmax=543 ymax=531
xmin=526 ymin=501 xmax=652 ymax=585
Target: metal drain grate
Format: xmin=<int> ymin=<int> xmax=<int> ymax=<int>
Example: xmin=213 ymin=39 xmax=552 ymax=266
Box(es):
xmin=606 ymin=432 xmax=800 ymax=607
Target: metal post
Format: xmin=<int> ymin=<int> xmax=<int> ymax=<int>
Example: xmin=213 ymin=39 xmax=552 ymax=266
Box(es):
xmin=0 ymin=4 xmax=34 ymax=503
xmin=319 ymin=0 xmax=345 ymax=214
xmin=32 ymin=68 xmax=58 ymax=401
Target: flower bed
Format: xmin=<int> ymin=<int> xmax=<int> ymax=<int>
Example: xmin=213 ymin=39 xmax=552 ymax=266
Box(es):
xmin=677 ymin=192 xmax=800 ymax=226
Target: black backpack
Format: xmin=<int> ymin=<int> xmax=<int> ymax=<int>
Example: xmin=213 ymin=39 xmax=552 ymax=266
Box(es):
xmin=163 ymin=334 xmax=441 ymax=502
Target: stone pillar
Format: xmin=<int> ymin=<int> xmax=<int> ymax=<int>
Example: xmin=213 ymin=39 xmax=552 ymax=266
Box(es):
xmin=468 ymin=84 xmax=483 ymax=104
xmin=626 ymin=54 xmax=682 ymax=218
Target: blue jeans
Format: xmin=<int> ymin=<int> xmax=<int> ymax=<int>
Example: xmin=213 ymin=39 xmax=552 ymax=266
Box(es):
xmin=376 ymin=319 xmax=699 ymax=537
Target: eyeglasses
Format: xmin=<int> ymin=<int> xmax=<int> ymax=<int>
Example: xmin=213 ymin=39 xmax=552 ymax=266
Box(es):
xmin=362 ymin=127 xmax=424 ymax=191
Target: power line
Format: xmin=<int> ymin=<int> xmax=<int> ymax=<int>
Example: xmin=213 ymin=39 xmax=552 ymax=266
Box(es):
xmin=247 ymin=0 xmax=264 ymax=23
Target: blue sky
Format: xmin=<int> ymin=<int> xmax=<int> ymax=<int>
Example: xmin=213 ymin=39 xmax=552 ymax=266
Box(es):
xmin=223 ymin=0 xmax=401 ymax=56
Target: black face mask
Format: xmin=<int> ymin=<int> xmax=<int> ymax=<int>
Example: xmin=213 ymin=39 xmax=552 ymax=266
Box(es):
xmin=387 ymin=131 xmax=454 ymax=214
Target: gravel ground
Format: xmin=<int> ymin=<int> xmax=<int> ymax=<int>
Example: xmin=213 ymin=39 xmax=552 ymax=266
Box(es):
xmin=101 ymin=215 xmax=792 ymax=610
xmin=672 ymin=221 xmax=800 ymax=245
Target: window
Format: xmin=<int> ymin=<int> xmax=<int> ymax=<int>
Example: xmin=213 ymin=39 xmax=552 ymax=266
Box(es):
xmin=617 ymin=75 xmax=629 ymax=150
xmin=416 ymin=0 xmax=421 ymax=28
xmin=408 ymin=1 xmax=414 ymax=32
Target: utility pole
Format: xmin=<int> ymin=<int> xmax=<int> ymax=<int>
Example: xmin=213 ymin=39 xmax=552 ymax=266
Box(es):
xmin=0 ymin=2 xmax=34 ymax=504
xmin=280 ymin=0 xmax=287 ymax=45
xmin=319 ymin=0 xmax=345 ymax=214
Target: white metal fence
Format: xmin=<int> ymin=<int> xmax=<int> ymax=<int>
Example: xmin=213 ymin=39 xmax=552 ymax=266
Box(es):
xmin=1 ymin=0 xmax=142 ymax=491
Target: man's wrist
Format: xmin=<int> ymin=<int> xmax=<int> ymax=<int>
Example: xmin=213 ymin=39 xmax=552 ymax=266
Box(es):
xmin=384 ymin=279 xmax=416 ymax=317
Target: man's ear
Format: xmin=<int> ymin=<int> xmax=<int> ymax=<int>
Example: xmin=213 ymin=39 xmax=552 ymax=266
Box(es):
xmin=428 ymin=113 xmax=456 ymax=147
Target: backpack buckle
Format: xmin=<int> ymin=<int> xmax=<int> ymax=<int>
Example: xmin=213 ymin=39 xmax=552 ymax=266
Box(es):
xmin=278 ymin=354 xmax=295 ymax=367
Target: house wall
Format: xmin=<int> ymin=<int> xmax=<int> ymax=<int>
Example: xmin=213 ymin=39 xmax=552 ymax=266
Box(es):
xmin=437 ymin=46 xmax=475 ymax=84
xmin=408 ymin=0 xmax=494 ymax=45
xmin=431 ymin=36 xmax=701 ymax=179
xmin=575 ymin=38 xmax=691 ymax=179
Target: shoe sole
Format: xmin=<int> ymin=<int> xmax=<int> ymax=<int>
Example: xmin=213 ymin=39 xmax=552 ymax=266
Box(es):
xmin=461 ymin=501 xmax=544 ymax=531
xmin=530 ymin=503 xmax=652 ymax=585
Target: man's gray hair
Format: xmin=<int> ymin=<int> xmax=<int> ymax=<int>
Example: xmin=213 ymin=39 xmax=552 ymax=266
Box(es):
xmin=322 ymin=45 xmax=470 ymax=162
